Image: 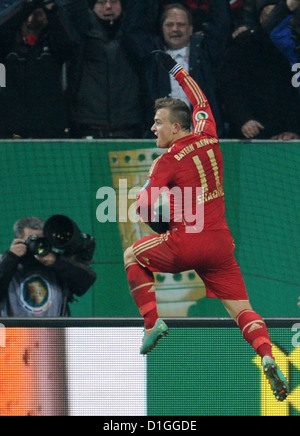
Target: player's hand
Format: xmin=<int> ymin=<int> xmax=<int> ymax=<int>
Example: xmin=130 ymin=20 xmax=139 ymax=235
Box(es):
xmin=151 ymin=50 xmax=177 ymax=72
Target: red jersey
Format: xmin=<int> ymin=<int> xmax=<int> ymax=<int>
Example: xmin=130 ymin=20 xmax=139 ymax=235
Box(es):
xmin=137 ymin=68 xmax=228 ymax=233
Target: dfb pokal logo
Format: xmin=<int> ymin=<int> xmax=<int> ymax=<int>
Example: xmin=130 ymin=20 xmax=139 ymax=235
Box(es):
xmin=0 ymin=63 xmax=6 ymax=88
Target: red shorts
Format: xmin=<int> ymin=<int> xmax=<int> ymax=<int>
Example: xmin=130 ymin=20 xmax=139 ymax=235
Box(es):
xmin=133 ymin=228 xmax=248 ymax=301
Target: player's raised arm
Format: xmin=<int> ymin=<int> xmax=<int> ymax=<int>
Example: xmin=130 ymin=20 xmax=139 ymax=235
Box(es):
xmin=152 ymin=50 xmax=217 ymax=137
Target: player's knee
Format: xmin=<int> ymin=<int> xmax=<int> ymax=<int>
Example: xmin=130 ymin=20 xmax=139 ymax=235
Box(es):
xmin=124 ymin=245 xmax=136 ymax=269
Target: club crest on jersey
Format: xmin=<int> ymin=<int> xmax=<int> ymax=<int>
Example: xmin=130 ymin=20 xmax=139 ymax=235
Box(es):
xmin=195 ymin=111 xmax=209 ymax=121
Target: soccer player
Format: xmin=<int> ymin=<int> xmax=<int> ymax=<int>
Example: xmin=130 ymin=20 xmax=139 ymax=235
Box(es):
xmin=123 ymin=50 xmax=289 ymax=402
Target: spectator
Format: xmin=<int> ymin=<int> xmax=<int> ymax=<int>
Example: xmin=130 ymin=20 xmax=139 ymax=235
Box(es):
xmin=62 ymin=0 xmax=149 ymax=139
xmin=257 ymin=0 xmax=300 ymax=66
xmin=232 ymin=0 xmax=262 ymax=38
xmin=160 ymin=1 xmax=245 ymax=34
xmin=219 ymin=3 xmax=300 ymax=140
xmin=0 ymin=216 xmax=97 ymax=317
xmin=0 ymin=0 xmax=77 ymax=139
xmin=159 ymin=0 xmax=211 ymax=33
xmin=125 ymin=0 xmax=231 ymax=138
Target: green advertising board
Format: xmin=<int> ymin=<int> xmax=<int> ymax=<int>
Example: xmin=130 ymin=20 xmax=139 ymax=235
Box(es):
xmin=0 ymin=140 xmax=299 ymax=318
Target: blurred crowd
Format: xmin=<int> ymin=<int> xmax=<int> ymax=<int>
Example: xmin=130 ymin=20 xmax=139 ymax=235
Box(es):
xmin=0 ymin=0 xmax=299 ymax=140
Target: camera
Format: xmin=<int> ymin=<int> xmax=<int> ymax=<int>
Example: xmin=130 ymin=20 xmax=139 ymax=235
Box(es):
xmin=25 ymin=234 xmax=51 ymax=257
xmin=25 ymin=215 xmax=96 ymax=263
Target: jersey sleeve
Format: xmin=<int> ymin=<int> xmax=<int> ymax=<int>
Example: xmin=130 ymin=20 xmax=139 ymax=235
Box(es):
xmin=136 ymin=154 xmax=173 ymax=223
xmin=174 ymin=68 xmax=218 ymax=138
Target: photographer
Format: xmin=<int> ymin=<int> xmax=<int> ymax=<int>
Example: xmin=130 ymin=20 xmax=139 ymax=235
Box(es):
xmin=0 ymin=216 xmax=97 ymax=316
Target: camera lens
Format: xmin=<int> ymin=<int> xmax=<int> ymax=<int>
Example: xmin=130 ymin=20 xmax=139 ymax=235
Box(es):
xmin=25 ymin=235 xmax=50 ymax=257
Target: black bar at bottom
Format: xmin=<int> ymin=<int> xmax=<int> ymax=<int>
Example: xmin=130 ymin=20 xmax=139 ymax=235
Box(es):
xmin=0 ymin=317 xmax=298 ymax=328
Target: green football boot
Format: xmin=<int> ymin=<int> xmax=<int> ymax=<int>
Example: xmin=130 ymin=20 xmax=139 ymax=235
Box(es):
xmin=140 ymin=318 xmax=169 ymax=355
xmin=262 ymin=356 xmax=289 ymax=401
